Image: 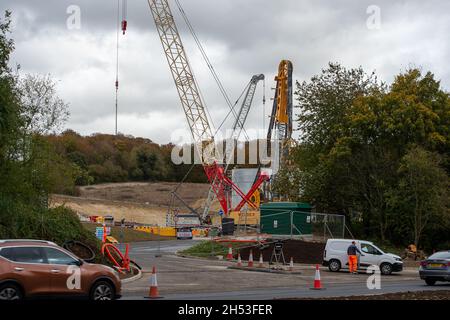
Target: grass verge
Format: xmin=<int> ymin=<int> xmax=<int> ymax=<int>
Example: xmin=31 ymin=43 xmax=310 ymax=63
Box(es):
xmin=179 ymin=241 xmax=254 ymax=258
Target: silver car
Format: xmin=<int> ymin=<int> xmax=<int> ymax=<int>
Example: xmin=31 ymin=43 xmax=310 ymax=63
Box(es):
xmin=419 ymin=251 xmax=450 ymax=285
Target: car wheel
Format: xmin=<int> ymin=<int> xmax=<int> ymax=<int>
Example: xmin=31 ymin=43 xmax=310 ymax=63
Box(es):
xmin=328 ymin=259 xmax=341 ymax=272
xmin=90 ymin=281 xmax=115 ymax=301
xmin=0 ymin=283 xmax=23 ymax=301
xmin=380 ymin=263 xmax=393 ymax=275
xmin=425 ymin=279 xmax=436 ymax=286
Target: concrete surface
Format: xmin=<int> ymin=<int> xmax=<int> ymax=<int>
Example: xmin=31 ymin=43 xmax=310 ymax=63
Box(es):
xmin=121 ymin=240 xmax=449 ymax=300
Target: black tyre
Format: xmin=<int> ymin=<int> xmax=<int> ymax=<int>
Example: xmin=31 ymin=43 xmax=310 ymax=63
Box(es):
xmin=0 ymin=283 xmax=23 ymax=301
xmin=328 ymin=259 xmax=341 ymax=272
xmin=90 ymin=281 xmax=115 ymax=301
xmin=425 ymin=279 xmax=436 ymax=286
xmin=63 ymin=240 xmax=96 ymax=263
xmin=380 ymin=263 xmax=393 ymax=275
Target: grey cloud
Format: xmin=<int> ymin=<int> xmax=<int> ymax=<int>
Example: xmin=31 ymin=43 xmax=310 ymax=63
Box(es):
xmin=1 ymin=0 xmax=449 ymax=143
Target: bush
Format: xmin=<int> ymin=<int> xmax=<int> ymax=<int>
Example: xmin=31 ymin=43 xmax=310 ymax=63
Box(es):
xmin=0 ymin=205 xmax=100 ymax=254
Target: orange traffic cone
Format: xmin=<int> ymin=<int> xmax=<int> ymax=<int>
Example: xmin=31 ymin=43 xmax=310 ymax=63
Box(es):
xmin=289 ymin=257 xmax=294 ymax=271
xmin=258 ymin=253 xmax=264 ymax=268
xmin=236 ymin=253 xmax=242 ymax=267
xmin=310 ymin=264 xmax=325 ymax=290
xmin=145 ymin=266 xmax=162 ymax=298
xmin=226 ymin=245 xmax=233 ymax=260
xmin=247 ymin=250 xmax=254 ymax=268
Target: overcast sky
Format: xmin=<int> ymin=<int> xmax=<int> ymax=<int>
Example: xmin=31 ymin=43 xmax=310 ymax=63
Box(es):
xmin=2 ymin=0 xmax=449 ymax=144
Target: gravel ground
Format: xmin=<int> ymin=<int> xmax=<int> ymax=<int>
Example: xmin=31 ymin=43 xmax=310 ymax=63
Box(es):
xmin=296 ymin=290 xmax=450 ymax=300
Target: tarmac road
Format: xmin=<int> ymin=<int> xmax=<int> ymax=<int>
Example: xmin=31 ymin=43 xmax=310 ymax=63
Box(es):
xmin=121 ymin=240 xmax=450 ymax=300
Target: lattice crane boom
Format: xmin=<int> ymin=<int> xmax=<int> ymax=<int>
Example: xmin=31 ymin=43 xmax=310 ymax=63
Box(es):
xmin=148 ymin=0 xmax=213 ymax=153
xmin=148 ymin=0 xmax=266 ymax=216
xmin=202 ymin=74 xmax=265 ymax=220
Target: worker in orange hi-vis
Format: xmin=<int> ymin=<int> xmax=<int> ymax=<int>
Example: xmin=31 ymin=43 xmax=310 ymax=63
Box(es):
xmin=347 ymin=241 xmax=364 ymax=274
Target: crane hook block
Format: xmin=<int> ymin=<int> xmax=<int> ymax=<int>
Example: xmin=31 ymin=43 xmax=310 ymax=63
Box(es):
xmin=121 ymin=20 xmax=127 ymax=35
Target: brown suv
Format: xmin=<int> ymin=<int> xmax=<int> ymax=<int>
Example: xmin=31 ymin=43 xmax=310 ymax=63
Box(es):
xmin=0 ymin=240 xmax=121 ymax=300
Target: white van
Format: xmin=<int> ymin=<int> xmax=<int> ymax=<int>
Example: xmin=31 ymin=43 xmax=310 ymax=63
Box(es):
xmin=323 ymin=239 xmax=403 ymax=275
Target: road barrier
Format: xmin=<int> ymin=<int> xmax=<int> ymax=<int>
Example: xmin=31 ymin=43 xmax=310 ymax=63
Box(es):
xmin=101 ymin=243 xmax=130 ymax=273
xmin=134 ymin=225 xmax=208 ymax=237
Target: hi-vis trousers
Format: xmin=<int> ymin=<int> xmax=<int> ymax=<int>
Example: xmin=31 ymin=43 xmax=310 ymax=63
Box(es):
xmin=348 ymin=255 xmax=358 ymax=273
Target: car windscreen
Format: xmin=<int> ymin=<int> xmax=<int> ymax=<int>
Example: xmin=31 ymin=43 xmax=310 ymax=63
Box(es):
xmin=428 ymin=252 xmax=450 ymax=260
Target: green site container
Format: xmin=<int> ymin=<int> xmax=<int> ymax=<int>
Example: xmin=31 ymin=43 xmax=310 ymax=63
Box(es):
xmin=260 ymin=202 xmax=312 ymax=235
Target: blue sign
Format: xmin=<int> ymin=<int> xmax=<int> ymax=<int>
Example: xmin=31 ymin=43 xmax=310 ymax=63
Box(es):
xmin=218 ymin=209 xmax=224 ymax=216
xmin=95 ymin=227 xmax=104 ymax=240
xmin=95 ymin=227 xmax=111 ymax=240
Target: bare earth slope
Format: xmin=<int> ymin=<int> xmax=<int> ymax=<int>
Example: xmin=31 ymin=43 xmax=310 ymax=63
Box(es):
xmin=51 ymin=182 xmax=218 ymax=225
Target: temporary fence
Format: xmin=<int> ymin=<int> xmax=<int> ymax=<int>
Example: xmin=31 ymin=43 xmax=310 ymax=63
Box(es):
xmin=234 ymin=210 xmax=348 ymax=241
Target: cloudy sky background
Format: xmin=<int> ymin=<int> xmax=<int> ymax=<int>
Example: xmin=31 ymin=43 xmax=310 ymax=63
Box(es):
xmin=2 ymin=0 xmax=449 ymax=144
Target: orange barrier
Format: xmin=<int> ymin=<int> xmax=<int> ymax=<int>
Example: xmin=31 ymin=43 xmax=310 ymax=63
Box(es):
xmin=213 ymin=238 xmax=268 ymax=243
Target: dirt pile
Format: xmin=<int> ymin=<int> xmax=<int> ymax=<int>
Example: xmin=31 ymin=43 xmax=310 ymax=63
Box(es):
xmin=236 ymin=239 xmax=325 ymax=264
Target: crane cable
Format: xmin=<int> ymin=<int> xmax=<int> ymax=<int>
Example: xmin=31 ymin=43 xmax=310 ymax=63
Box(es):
xmin=115 ymin=0 xmax=128 ymax=136
xmin=174 ymin=0 xmax=250 ymax=141
xmin=263 ymin=77 xmax=266 ymax=133
xmin=114 ymin=0 xmax=120 ymax=135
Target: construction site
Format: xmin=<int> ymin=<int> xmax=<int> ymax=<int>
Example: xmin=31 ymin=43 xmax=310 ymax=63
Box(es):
xmin=1 ymin=0 xmax=449 ymax=309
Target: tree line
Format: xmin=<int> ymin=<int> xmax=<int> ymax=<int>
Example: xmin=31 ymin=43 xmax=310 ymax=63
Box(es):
xmin=45 ymin=130 xmax=207 ymax=192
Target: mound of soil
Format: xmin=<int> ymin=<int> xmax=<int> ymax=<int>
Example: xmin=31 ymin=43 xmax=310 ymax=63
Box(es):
xmin=236 ymin=240 xmax=325 ymax=264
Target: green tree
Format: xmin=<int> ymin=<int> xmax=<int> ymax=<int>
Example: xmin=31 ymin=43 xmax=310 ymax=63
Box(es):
xmin=387 ymin=146 xmax=449 ymax=247
xmin=293 ymin=63 xmax=450 ymax=247
xmin=0 ymin=11 xmax=81 ymax=239
xmin=132 ymin=144 xmax=169 ymax=181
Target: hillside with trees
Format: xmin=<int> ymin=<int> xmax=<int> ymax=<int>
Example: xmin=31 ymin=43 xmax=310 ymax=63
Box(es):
xmin=45 ymin=131 xmax=207 ymax=192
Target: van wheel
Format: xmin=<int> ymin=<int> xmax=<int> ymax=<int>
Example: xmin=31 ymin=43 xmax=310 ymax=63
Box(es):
xmin=328 ymin=259 xmax=341 ymax=272
xmin=425 ymin=279 xmax=436 ymax=286
xmin=0 ymin=283 xmax=23 ymax=301
xmin=380 ymin=263 xmax=393 ymax=275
